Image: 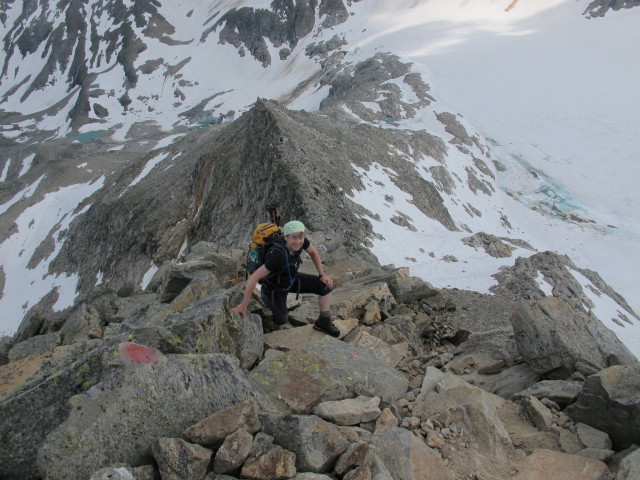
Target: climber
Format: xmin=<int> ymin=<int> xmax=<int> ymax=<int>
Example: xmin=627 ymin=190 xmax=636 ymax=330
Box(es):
xmin=232 ymin=220 xmax=340 ymax=337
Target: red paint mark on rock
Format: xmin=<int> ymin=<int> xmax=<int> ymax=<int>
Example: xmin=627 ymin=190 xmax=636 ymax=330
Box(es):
xmin=120 ymin=343 xmax=160 ymax=364
xmin=351 ymin=352 xmax=361 ymax=360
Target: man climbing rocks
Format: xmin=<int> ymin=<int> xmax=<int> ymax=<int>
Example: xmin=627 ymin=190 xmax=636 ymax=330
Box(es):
xmin=232 ymin=220 xmax=340 ymax=337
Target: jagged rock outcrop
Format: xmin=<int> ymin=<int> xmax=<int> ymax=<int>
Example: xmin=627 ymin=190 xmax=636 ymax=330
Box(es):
xmin=2 ymin=238 xmax=640 ymax=479
xmin=583 ymin=0 xmax=640 ymax=18
xmin=492 ymin=250 xmax=639 ymax=325
xmin=510 ymin=296 xmax=639 ymax=378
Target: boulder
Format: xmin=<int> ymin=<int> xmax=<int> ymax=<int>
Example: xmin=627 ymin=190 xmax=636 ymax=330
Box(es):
xmin=250 ymin=336 xmax=409 ymax=413
xmin=185 ymin=398 xmax=261 ymax=447
xmin=576 ymin=448 xmax=614 ymax=463
xmin=259 ymin=413 xmax=350 ymax=473
xmin=152 ymin=437 xmax=212 ymax=480
xmin=576 ymin=423 xmax=612 ymax=450
xmin=0 ymin=342 xmax=111 ymax=480
xmin=565 ymin=365 xmax=640 ymax=450
xmin=413 ymin=371 xmax=512 ymax=458
xmin=510 ymin=297 xmax=638 ymax=378
xmin=491 ymin=363 xmax=540 ymax=399
xmin=37 ymin=349 xmax=272 ymax=480
xmin=350 ymin=329 xmax=407 ymax=368
xmin=8 ymin=332 xmax=61 ymax=361
xmin=462 ymin=232 xmax=517 ymax=258
xmin=240 ymin=447 xmax=297 ymax=480
xmin=370 ymin=427 xmax=454 ymax=480
xmin=521 ymin=396 xmax=553 ymax=431
xmin=385 ymin=267 xmax=453 ymax=309
xmin=312 ymin=396 xmax=382 ymax=426
xmin=213 ymin=429 xmax=254 ymax=474
xmin=59 ymin=302 xmax=104 ymax=345
xmin=331 ymin=281 xmax=397 ymax=321
xmin=156 ymin=259 xmax=220 ymax=303
xmin=514 ymin=449 xmax=608 ymax=480
xmin=334 ymin=441 xmax=374 ymax=476
xmin=617 ymin=447 xmax=640 ymax=480
xmin=158 ymin=289 xmax=263 ymax=369
xmin=512 ymin=379 xmax=584 ymax=408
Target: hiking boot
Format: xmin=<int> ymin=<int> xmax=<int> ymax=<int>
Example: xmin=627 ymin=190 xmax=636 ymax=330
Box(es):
xmin=313 ymin=316 xmax=340 ymax=337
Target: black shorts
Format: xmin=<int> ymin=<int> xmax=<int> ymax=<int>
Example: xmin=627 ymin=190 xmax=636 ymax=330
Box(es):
xmin=260 ymin=273 xmax=333 ymax=325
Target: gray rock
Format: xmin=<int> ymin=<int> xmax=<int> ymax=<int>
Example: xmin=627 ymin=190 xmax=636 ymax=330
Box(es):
xmin=576 ymin=448 xmax=614 ymax=463
xmin=37 ymin=351 xmax=272 ymax=480
xmin=462 ymin=232 xmax=518 ymax=258
xmin=522 ymin=396 xmax=554 ymax=431
xmin=130 ymin=465 xmax=157 ymax=480
xmin=566 ymin=365 xmax=640 ymax=450
xmin=59 ymin=302 xmax=104 ymax=345
xmin=617 ymin=447 xmax=640 ymax=480
xmin=240 ymin=447 xmax=297 ymax=480
xmin=250 ymin=336 xmax=409 ymax=413
xmin=512 ymin=379 xmax=584 ymax=408
xmin=385 ymin=267 xmax=454 ymax=309
xmin=213 ymin=429 xmax=254 ymax=474
xmin=292 ymin=474 xmax=333 ymax=480
xmin=90 ymin=467 xmax=136 ymax=480
xmin=510 ymin=297 xmax=638 ymax=378
xmin=490 ymin=363 xmax=540 ymax=399
xmin=0 ymin=342 xmax=111 ymax=480
xmin=349 ymin=329 xmax=407 ymax=368
xmin=0 ymin=336 xmax=12 ymax=366
xmin=514 ymin=449 xmax=608 ymax=480
xmin=413 ymin=376 xmax=512 ymax=458
xmin=245 ymin=432 xmax=275 ymax=464
xmin=370 ymin=427 xmax=454 ymax=480
xmin=259 ymin=413 xmax=350 ymax=473
xmin=155 ymin=257 xmax=227 ymax=304
xmin=8 ymin=332 xmax=60 ymax=361
xmin=159 ymin=289 xmax=264 ymax=369
xmin=334 ymin=441 xmax=374 ymax=476
xmin=152 ymin=437 xmax=212 ymax=480
xmin=312 ymin=396 xmax=382 ymax=426
xmin=185 ymin=398 xmax=261 ymax=447
xmin=576 ymin=423 xmax=613 ymax=450
xmin=493 ymin=251 xmax=639 ymax=327
xmin=370 ymin=454 xmax=394 ymax=480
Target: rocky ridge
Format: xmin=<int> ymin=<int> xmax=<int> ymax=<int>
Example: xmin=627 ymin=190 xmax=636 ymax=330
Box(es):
xmin=1 ymin=238 xmax=640 ymax=480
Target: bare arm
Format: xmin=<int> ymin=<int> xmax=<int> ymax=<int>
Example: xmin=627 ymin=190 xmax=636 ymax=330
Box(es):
xmin=305 ymin=244 xmax=334 ymax=289
xmin=231 ymin=265 xmax=270 ymax=317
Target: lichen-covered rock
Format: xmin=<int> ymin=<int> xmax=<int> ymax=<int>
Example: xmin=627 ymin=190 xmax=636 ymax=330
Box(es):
xmin=259 ymin=413 xmax=350 ymax=473
xmin=37 ymin=350 xmax=273 ymax=480
xmin=250 ymin=336 xmax=409 ymax=413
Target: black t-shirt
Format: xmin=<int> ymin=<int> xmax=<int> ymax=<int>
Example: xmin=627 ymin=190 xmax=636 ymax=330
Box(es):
xmin=262 ymin=238 xmax=310 ymax=289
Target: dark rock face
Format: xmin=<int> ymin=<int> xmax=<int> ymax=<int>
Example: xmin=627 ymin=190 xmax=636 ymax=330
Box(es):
xmin=210 ymin=0 xmax=353 ymax=67
xmin=583 ymin=0 xmax=640 ymax=17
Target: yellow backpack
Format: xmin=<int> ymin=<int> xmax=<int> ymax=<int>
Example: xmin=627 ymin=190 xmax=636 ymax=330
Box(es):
xmin=245 ymin=222 xmax=283 ymax=277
